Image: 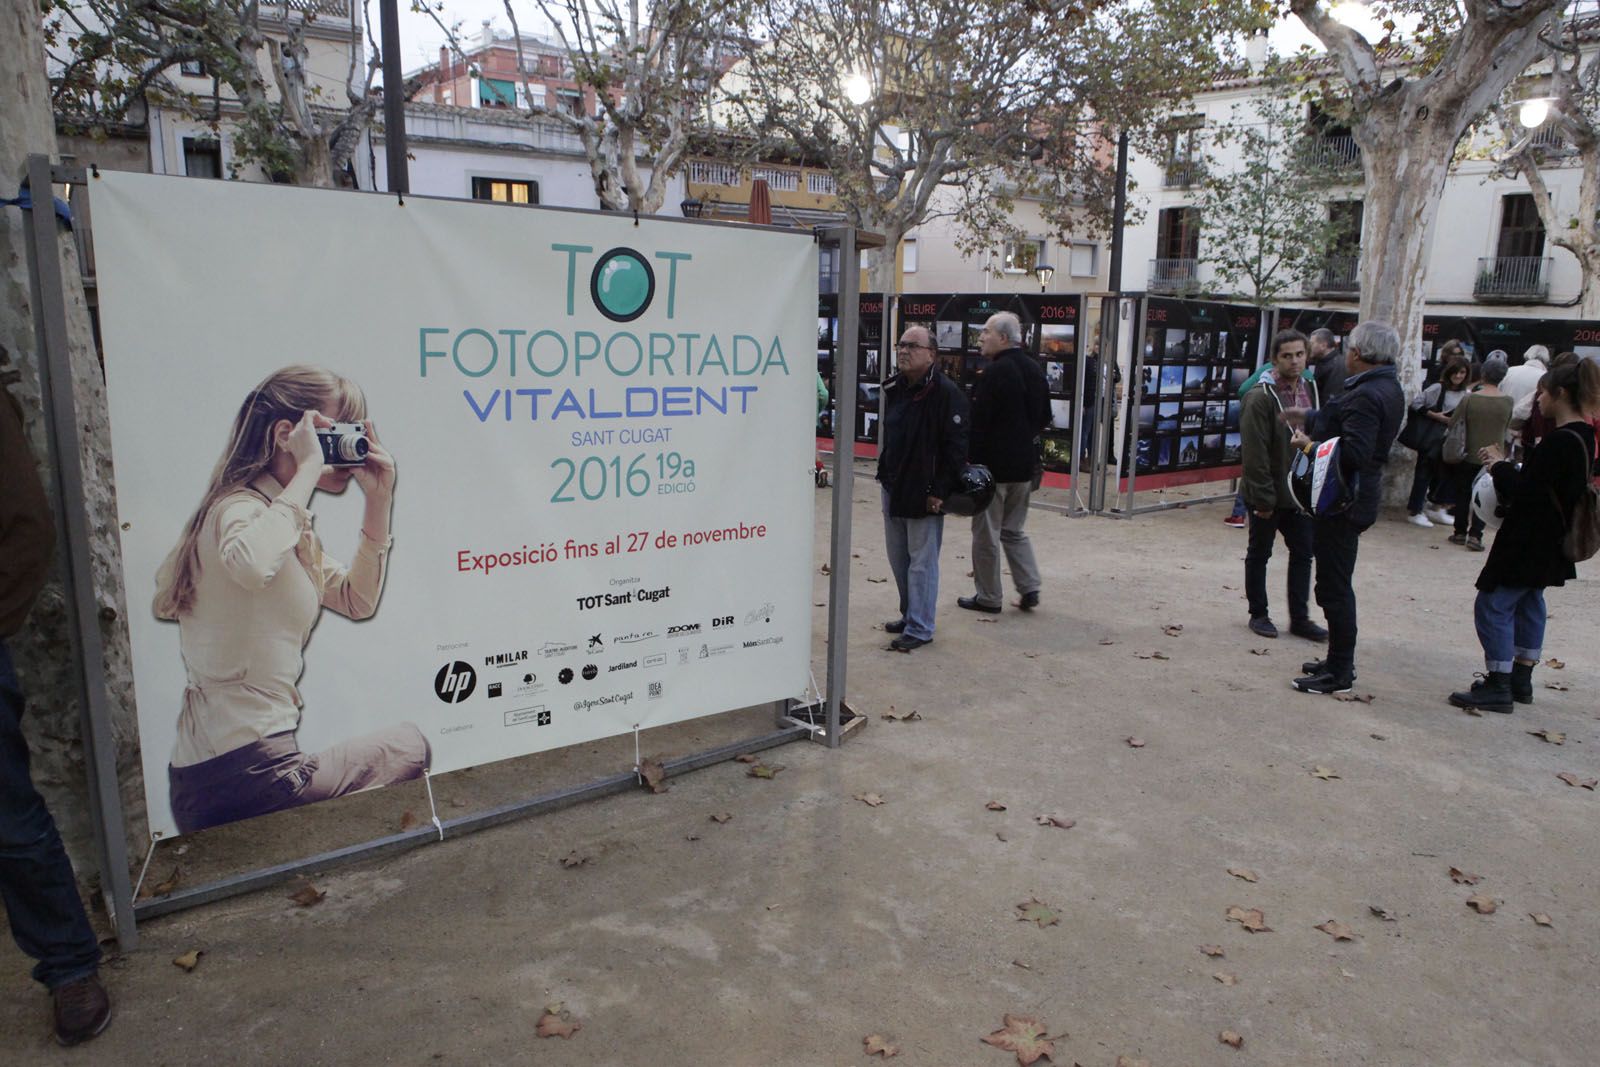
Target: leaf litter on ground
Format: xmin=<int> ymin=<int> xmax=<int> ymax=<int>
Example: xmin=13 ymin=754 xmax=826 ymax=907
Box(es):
xmin=1226 ymin=905 xmax=1272 ymax=932
xmin=981 ymin=1013 xmax=1064 ymax=1066
xmin=1015 ymin=899 xmax=1061 ymax=927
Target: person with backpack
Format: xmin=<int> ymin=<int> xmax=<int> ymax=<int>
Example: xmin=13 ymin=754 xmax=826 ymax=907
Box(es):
xmin=1448 ymin=357 xmax=1600 ymax=713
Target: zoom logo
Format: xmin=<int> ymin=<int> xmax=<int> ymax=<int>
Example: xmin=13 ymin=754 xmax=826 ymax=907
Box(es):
xmin=434 ymin=661 xmax=477 ymax=703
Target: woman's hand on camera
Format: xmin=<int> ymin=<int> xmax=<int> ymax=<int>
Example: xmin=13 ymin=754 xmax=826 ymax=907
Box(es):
xmin=285 ymin=410 xmax=332 ymax=472
xmin=354 ymin=418 xmax=397 ymax=497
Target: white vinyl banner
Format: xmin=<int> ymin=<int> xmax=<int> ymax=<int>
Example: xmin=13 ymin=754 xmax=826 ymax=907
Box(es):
xmin=89 ymin=172 xmax=816 ymax=838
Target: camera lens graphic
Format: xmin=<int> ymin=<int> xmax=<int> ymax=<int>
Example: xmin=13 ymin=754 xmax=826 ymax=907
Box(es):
xmin=336 ymin=433 xmax=369 ymax=463
xmin=589 ymin=247 xmax=654 ymax=322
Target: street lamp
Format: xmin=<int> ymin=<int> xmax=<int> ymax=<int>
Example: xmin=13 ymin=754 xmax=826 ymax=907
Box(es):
xmin=1034 ymin=263 xmax=1055 ymax=292
xmin=843 ymin=72 xmax=872 ymax=106
xmin=1519 ymin=98 xmax=1552 ymax=129
xmin=680 ymin=196 xmax=705 ymax=218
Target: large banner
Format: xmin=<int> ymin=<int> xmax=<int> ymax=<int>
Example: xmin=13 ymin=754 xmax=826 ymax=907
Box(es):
xmin=89 ymin=173 xmax=817 ymax=837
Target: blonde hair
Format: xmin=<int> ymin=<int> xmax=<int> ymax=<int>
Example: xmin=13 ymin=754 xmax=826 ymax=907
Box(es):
xmin=154 ymin=365 xmax=366 ymax=619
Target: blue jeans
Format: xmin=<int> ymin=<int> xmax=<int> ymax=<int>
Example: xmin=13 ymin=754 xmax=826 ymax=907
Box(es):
xmin=0 ymin=641 xmax=102 ymax=989
xmin=882 ymin=487 xmax=944 ymax=641
xmin=1473 ymin=586 xmax=1546 ymax=673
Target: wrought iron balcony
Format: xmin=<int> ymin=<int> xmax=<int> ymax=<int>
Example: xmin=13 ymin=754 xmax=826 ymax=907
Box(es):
xmin=1312 ymin=255 xmax=1360 ymax=295
xmin=1301 ymin=134 xmax=1361 ymax=172
xmin=1162 ymin=161 xmax=1203 ymax=189
xmin=1148 ymin=258 xmax=1199 ymax=292
xmin=1474 ymin=256 xmax=1552 ymax=302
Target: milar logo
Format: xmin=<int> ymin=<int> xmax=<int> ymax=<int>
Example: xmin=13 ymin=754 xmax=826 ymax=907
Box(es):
xmin=434 ymin=661 xmax=477 ymax=703
xmin=608 ymin=660 xmax=638 ymax=673
xmin=484 ymin=650 xmax=528 ymax=669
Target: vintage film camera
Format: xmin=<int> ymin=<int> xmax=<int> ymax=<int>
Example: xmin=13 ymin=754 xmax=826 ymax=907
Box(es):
xmin=316 ymin=422 xmax=370 ymax=467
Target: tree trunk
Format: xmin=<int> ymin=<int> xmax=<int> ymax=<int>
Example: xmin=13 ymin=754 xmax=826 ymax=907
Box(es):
xmin=1 ymin=0 xmax=147 ymax=897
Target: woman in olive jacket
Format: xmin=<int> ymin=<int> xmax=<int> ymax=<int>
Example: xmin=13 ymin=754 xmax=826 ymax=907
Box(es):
xmin=1449 ymin=357 xmax=1600 ymax=713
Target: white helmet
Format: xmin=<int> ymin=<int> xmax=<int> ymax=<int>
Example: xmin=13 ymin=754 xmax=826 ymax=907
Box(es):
xmin=1471 ymin=468 xmax=1504 ymax=531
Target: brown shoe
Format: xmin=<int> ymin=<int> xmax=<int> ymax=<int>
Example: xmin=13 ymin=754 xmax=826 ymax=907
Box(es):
xmin=53 ymin=974 xmax=111 ymax=1046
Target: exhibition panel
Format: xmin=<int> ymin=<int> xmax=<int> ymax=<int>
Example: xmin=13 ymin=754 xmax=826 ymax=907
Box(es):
xmin=816 ymin=292 xmax=887 ymax=443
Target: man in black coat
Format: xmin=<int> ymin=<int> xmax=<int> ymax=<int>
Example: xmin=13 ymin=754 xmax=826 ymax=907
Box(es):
xmin=1288 ymin=320 xmax=1406 ymax=694
xmin=1309 ymin=328 xmax=1347 ymax=400
xmin=877 ymin=325 xmax=970 ymax=651
xmin=960 ymin=312 xmax=1050 ymax=614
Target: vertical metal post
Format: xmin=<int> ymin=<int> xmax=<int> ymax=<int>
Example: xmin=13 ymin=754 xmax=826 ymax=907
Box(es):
xmin=1067 ymin=295 xmax=1089 ymax=513
xmin=824 ymin=229 xmax=860 ymax=748
xmin=1118 ymin=296 xmax=1149 ymax=516
xmin=21 ymin=158 xmax=138 ymax=948
xmin=379 ymin=0 xmax=409 ymax=194
xmin=1088 ymin=295 xmax=1119 ymax=512
xmin=1108 ymin=132 xmax=1130 ymax=292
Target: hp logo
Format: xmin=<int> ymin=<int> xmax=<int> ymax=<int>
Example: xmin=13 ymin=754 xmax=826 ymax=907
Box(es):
xmin=433 ymin=660 xmax=477 ymax=703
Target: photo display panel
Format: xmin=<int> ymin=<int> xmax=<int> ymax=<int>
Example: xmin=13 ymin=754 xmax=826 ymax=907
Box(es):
xmin=1135 ymin=297 xmax=1263 ymax=477
xmin=817 ymin=293 xmax=887 ymax=443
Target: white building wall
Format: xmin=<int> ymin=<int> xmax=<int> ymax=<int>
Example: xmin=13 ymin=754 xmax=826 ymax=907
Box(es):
xmin=903 ymin=185 xmax=1111 ymax=296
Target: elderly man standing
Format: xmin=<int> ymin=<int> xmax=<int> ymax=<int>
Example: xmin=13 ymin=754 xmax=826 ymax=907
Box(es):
xmin=1288 ymin=320 xmax=1406 ymax=695
xmin=960 ymin=312 xmax=1050 ymax=615
xmin=877 ymin=324 xmax=969 ymax=651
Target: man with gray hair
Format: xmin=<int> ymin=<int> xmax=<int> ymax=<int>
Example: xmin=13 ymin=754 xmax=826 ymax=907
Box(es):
xmin=1287 ymin=319 xmax=1405 ymax=694
xmin=1501 ymin=344 xmax=1549 ymax=426
xmin=960 ymin=311 xmax=1051 ymax=615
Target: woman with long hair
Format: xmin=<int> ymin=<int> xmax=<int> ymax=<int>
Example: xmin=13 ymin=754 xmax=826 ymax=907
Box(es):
xmin=154 ymin=365 xmax=428 ymax=833
xmin=1406 ymin=355 xmax=1471 ymax=527
xmin=1448 ymin=358 xmax=1600 ymax=713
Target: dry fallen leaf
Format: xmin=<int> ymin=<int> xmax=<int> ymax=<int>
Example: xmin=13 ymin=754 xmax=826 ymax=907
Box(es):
xmin=559 ymin=850 xmax=592 ymax=869
xmin=981 ymin=1013 xmax=1063 ymax=1066
xmin=1530 ymin=912 xmax=1554 ymax=927
xmin=1545 ymin=657 xmax=1565 ymax=669
xmin=535 ymin=1003 xmax=581 ymax=1039
xmin=986 ymin=800 xmax=1008 ymax=811
xmin=747 ymin=762 xmax=784 ymax=779
xmin=1331 ymin=692 xmax=1375 ymax=703
xmin=996 ymin=831 xmax=1009 ymax=842
xmin=854 ymin=792 xmax=885 ymax=807
xmin=1449 ymin=866 xmax=1482 ymax=886
xmin=1125 ymin=736 xmax=1146 ymax=748
xmin=1340 ymin=967 xmax=1357 ymax=979
xmin=709 ymin=812 xmax=733 ymax=824
xmin=1115 ymin=1058 xmax=1152 ymax=1067
xmin=863 ymin=1033 xmax=901 ymax=1058
xmin=1368 ymin=905 xmax=1398 ymax=922
xmin=734 ymin=753 xmax=761 ymax=763
xmin=1226 ymin=867 xmax=1259 ymax=883
xmin=1016 ymin=899 xmax=1061 ymax=928
xmin=1011 ymin=959 xmax=1032 ymax=970
xmin=881 ymin=708 xmax=923 ymax=722
xmin=1554 ymin=772 xmax=1598 ymax=789
xmin=1134 ymin=651 xmax=1170 ymax=660
xmin=819 ymin=563 xmax=830 ymax=574
xmin=1249 ymin=648 xmax=1270 ymax=656
xmin=1226 ymin=905 xmax=1272 ymax=933
xmin=399 ymin=810 xmax=419 ymax=831
xmin=149 ymin=866 xmax=181 ymax=898
xmin=638 ymin=756 xmax=668 ymax=794
xmin=1528 ymin=729 xmax=1566 ymax=745
xmin=1370 ymin=733 xmax=1388 ymax=741
xmin=1311 ymin=766 xmax=1341 ymax=780
xmin=1220 ymin=1030 xmax=1244 ymax=1049
xmin=172 ymin=949 xmax=202 ymax=972
xmin=1466 ymin=894 xmax=1498 ymax=915
xmin=1034 ymin=814 xmax=1076 ymax=829
xmin=1162 ymin=624 xmax=1184 ymax=636
xmin=1098 ymin=637 xmax=1116 ymax=645
xmin=1213 ymin=972 xmax=1238 ymax=986
xmin=1546 ymin=681 xmax=1569 ymax=692
xmin=288 ymin=882 xmax=326 ymax=908
xmin=1315 ymin=919 xmax=1357 ymax=941
xmin=866 ymin=576 xmax=888 ymax=584
xmin=1199 ymin=944 xmax=1225 ymax=958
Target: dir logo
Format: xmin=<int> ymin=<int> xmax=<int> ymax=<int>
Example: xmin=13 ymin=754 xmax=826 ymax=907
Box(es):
xmin=590 ymin=247 xmax=655 ymax=323
xmin=434 ymin=661 xmax=477 ymax=703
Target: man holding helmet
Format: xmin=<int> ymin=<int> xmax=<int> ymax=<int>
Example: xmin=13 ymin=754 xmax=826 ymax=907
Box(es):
xmin=960 ymin=312 xmax=1051 ymax=616
xmin=1286 ymin=320 xmax=1405 ymax=694
xmin=877 ymin=325 xmax=970 ymax=652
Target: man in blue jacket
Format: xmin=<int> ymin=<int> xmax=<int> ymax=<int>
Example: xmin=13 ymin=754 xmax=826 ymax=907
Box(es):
xmin=960 ymin=312 xmax=1050 ymax=615
xmin=877 ymin=325 xmax=970 ymax=651
xmin=1287 ymin=320 xmax=1406 ymax=694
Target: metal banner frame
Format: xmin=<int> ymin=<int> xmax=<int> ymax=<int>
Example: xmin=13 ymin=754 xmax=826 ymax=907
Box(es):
xmin=19 ymin=157 xmax=859 ymax=941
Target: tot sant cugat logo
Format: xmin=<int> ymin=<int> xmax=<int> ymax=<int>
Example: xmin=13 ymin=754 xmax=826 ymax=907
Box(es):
xmin=590 ymin=247 xmax=655 ymax=323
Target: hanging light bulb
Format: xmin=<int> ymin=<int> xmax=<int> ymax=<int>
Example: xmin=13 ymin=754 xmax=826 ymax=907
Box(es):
xmin=844 ymin=73 xmax=872 ymax=106
xmin=1519 ymin=98 xmax=1551 ymax=129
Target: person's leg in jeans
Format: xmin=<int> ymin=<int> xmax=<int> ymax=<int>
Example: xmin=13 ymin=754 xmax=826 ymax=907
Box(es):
xmin=1472 ymin=586 xmax=1521 ymax=673
xmin=0 ymin=642 xmax=102 ymax=991
xmin=901 ymin=514 xmax=944 ymax=641
xmin=1281 ymin=510 xmax=1315 ymax=624
xmin=882 ymin=487 xmax=911 ymax=623
xmin=1243 ymin=509 xmax=1277 ymax=620
xmin=1406 ymin=452 xmax=1433 ymax=515
xmin=969 ymin=490 xmax=1004 ymax=609
xmin=1512 ymin=588 xmax=1546 ymax=665
xmin=997 ymin=483 xmax=1041 ymax=597
xmin=1312 ymin=517 xmax=1360 ymax=677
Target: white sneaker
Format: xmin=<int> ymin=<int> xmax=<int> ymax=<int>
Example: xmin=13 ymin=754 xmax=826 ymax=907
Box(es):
xmin=1425 ymin=506 xmax=1452 ymax=525
xmin=1407 ymin=512 xmax=1434 ymax=528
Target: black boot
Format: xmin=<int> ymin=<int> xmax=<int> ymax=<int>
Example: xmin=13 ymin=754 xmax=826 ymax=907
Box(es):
xmin=1448 ymin=672 xmax=1514 ymax=714
xmin=1510 ymin=661 xmax=1534 ymax=705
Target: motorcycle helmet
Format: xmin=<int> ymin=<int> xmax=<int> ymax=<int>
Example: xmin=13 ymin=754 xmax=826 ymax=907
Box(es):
xmin=1471 ymin=467 xmax=1504 ymax=531
xmin=1286 ymin=437 xmax=1355 ymax=517
xmin=943 ymin=463 xmax=997 ymax=516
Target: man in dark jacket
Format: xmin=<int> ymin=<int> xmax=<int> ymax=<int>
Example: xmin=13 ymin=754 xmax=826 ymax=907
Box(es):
xmin=1287 ymin=320 xmax=1406 ymax=694
xmin=1239 ymin=329 xmax=1326 ymax=642
xmin=1 ymin=389 xmax=112 ymax=1045
xmin=1309 ymin=328 xmax=1346 ymax=400
xmin=877 ymin=325 xmax=970 ymax=651
xmin=960 ymin=312 xmax=1050 ymax=614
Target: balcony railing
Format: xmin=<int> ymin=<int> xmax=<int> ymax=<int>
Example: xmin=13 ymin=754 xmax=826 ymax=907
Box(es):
xmin=1301 ymin=134 xmax=1361 ymax=172
xmin=1474 ymin=256 xmax=1552 ymax=301
xmin=1149 ymin=258 xmax=1199 ymax=292
xmin=806 ymin=171 xmax=837 ymax=195
xmin=750 ymin=165 xmax=799 ymax=192
xmin=1313 ymin=255 xmax=1360 ymax=295
xmin=1162 ymin=161 xmax=1203 ymax=189
xmin=687 ymin=161 xmax=741 ymax=187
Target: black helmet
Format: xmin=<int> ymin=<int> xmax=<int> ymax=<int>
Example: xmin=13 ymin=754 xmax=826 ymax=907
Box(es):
xmin=944 ymin=463 xmax=997 ymax=516
xmin=1286 ymin=437 xmax=1354 ymax=517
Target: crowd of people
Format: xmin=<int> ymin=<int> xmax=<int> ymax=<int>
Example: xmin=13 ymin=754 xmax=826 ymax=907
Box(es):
xmin=875 ymin=314 xmax=1599 ymax=709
